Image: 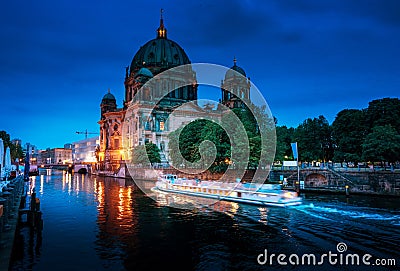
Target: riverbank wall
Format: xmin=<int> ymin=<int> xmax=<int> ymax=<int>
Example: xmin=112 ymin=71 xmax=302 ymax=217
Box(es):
xmin=270 ymin=169 xmax=400 ymax=196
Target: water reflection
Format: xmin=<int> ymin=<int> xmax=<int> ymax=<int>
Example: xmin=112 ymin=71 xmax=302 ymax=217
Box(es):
xmin=10 ymin=172 xmax=400 ymax=271
xmin=258 ymin=207 xmax=268 ymax=225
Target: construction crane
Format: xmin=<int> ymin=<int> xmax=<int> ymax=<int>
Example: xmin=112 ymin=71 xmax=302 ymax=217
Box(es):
xmin=76 ymin=129 xmax=99 ymax=139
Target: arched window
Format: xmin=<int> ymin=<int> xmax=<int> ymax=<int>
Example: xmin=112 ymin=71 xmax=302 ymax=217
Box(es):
xmin=179 ymin=88 xmax=183 ymax=99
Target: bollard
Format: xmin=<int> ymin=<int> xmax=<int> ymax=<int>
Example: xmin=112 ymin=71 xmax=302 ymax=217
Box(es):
xmin=295 ymin=181 xmax=300 ymax=195
xmin=20 ymin=195 xmax=26 ymax=209
xmin=0 ymin=204 xmax=3 ymax=235
xmin=0 ymin=198 xmax=7 ymax=230
xmin=35 ymin=211 xmax=43 ymax=231
xmin=345 ymin=185 xmax=350 ymax=197
xmin=35 ymin=198 xmax=40 ymax=212
xmin=1 ymin=192 xmax=12 ymax=220
xmin=30 ymin=191 xmax=36 ymax=212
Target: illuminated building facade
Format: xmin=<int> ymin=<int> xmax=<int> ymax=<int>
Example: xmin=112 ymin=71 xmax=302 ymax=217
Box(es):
xmin=72 ymin=136 xmax=100 ymax=164
xmin=39 ymin=148 xmax=72 ymax=165
xmin=98 ymin=12 xmax=250 ymax=172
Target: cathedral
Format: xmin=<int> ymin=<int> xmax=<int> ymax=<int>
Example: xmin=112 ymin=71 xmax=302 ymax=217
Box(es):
xmin=98 ymin=12 xmax=251 ymax=172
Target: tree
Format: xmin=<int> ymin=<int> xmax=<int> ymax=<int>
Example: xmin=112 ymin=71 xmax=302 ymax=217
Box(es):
xmin=168 ymin=119 xmax=230 ymax=172
xmin=275 ymin=125 xmax=295 ymax=162
xmin=200 ymin=120 xmax=230 ymax=172
xmin=167 ymin=104 xmax=272 ymax=173
xmin=168 ymin=126 xmax=185 ymax=167
xmin=145 ymin=142 xmax=161 ymax=164
xmin=332 ymin=109 xmax=367 ymax=163
xmin=365 ymin=98 xmax=400 ymax=134
xmin=131 ymin=142 xmax=161 ymax=165
xmin=0 ymin=131 xmax=11 ymax=145
xmin=0 ymin=130 xmax=25 ymax=162
xmin=230 ymin=105 xmax=276 ymax=170
xmin=362 ymin=125 xmax=400 ymax=163
xmin=293 ymin=115 xmax=333 ymax=162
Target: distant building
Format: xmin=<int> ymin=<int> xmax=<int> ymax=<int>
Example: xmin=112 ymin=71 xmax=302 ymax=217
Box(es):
xmin=24 ymin=143 xmax=39 ymax=165
xmin=39 ymin=148 xmax=72 ymax=165
xmin=72 ymin=136 xmax=99 ymax=164
xmin=64 ymin=143 xmax=73 ymax=149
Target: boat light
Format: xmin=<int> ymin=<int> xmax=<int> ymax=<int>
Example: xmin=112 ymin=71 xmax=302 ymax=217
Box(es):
xmin=283 ymin=192 xmax=296 ymax=199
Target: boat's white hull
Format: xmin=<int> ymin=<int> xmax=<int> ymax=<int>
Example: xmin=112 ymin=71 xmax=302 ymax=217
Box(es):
xmin=152 ymin=186 xmax=302 ymax=207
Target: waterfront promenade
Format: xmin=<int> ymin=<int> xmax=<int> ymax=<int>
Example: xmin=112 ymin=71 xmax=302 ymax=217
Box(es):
xmin=270 ymin=165 xmax=400 ymax=196
xmin=0 ymin=176 xmax=24 ymax=271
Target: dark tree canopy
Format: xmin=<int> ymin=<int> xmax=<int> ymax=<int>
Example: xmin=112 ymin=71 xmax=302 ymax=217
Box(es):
xmin=293 ymin=115 xmax=333 ymax=162
xmin=167 ymin=105 xmax=269 ymax=173
xmin=362 ymin=125 xmax=400 ymax=163
xmin=275 ymin=125 xmax=295 ymax=162
xmin=168 ymin=119 xmax=230 ymax=172
xmin=332 ymin=109 xmax=367 ymax=163
xmin=131 ymin=142 xmax=161 ymax=165
xmin=365 ymin=98 xmax=400 ymax=134
xmin=0 ymin=130 xmax=24 ymax=163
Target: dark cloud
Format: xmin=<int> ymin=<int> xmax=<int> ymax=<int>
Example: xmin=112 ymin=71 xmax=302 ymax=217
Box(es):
xmin=166 ymin=0 xmax=275 ymax=46
xmin=340 ymin=0 xmax=400 ymax=27
xmin=276 ymin=0 xmax=400 ymax=27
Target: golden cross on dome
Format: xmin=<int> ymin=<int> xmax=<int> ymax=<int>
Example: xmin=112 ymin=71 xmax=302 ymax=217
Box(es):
xmin=157 ymin=8 xmax=167 ymax=38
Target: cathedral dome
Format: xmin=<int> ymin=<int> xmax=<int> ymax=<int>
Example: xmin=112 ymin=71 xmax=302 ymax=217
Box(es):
xmin=225 ymin=58 xmax=246 ymax=79
xmin=101 ymin=90 xmax=116 ymax=102
xmin=130 ymin=14 xmax=190 ymax=73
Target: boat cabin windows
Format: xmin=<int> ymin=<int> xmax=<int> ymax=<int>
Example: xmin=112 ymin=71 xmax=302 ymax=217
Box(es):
xmin=162 ymin=174 xmax=177 ymax=183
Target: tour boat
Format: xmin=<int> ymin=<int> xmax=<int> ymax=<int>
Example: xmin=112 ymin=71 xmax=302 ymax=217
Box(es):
xmin=153 ymin=174 xmax=302 ymax=207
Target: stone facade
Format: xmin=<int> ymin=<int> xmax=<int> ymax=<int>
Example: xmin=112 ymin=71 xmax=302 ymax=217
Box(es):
xmin=98 ymin=14 xmax=250 ymax=172
xmin=38 ymin=148 xmax=72 ymax=165
xmin=72 ymin=136 xmax=99 ymax=164
xmin=221 ymin=58 xmax=251 ymax=109
xmin=270 ymin=168 xmax=400 ymax=195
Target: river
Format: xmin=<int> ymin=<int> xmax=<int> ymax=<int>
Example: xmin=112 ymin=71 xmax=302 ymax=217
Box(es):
xmin=9 ymin=171 xmax=400 ymax=270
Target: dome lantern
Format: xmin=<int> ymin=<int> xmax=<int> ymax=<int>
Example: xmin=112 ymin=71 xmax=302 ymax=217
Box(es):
xmin=157 ymin=8 xmax=167 ymax=39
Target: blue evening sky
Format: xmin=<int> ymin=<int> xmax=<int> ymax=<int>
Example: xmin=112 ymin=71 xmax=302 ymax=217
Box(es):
xmin=1 ymin=0 xmax=399 ymax=149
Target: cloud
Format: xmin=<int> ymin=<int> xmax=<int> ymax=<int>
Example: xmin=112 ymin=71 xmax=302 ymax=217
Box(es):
xmin=166 ymin=0 xmax=276 ymax=46
xmin=276 ymin=0 xmax=400 ymax=27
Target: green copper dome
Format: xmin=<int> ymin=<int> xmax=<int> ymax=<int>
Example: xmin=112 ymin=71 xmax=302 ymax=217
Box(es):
xmin=130 ymin=16 xmax=190 ymax=73
xmin=102 ymin=90 xmax=116 ymax=102
xmin=130 ymin=39 xmax=190 ymax=72
xmin=225 ymin=58 xmax=246 ymax=79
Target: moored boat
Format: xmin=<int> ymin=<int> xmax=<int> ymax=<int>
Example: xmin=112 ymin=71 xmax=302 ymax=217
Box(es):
xmin=153 ymin=174 xmax=302 ymax=207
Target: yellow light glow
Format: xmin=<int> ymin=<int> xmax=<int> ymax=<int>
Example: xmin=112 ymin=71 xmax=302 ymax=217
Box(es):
xmin=284 ymin=192 xmax=296 ymax=199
